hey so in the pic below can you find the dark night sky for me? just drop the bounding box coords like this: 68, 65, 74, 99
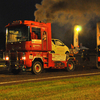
0, 0, 42, 50
0, 0, 100, 49
0, 0, 42, 32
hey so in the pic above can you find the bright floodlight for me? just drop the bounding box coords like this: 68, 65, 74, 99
76, 27, 80, 31
75, 25, 82, 32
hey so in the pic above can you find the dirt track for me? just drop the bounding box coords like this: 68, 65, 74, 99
0, 65, 100, 85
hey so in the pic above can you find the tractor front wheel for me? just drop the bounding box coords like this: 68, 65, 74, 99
66, 60, 75, 72
32, 61, 43, 75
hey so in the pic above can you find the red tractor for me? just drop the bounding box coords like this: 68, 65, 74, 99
3, 20, 75, 74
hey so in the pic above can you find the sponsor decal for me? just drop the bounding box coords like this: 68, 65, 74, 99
52, 54, 66, 61
33, 45, 40, 48
29, 54, 33, 59
35, 53, 41, 57
43, 53, 47, 57
32, 39, 42, 44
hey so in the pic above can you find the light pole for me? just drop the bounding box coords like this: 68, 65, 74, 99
73, 25, 82, 48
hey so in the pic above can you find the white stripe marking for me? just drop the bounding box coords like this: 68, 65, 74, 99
0, 72, 100, 85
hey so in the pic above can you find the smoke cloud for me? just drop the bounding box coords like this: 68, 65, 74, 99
34, 0, 100, 26
34, 0, 100, 48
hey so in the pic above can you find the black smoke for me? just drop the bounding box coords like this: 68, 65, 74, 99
34, 0, 100, 49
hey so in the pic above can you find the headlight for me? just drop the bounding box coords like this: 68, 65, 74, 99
5, 56, 9, 60
22, 52, 26, 60
22, 56, 26, 60
3, 52, 9, 61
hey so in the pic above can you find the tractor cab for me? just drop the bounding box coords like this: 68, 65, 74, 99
5, 20, 51, 51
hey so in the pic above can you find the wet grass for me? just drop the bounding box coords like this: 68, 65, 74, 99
0, 75, 100, 100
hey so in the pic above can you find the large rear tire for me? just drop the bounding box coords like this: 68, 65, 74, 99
32, 61, 43, 75
66, 60, 75, 72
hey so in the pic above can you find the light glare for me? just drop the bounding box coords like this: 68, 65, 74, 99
22, 57, 26, 60
5, 57, 9, 60
75, 26, 82, 32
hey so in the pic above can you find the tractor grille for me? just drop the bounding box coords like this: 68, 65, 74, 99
9, 51, 23, 65
9, 52, 18, 66
10, 52, 17, 61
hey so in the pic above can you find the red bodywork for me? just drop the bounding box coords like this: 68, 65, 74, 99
98, 57, 100, 62
6, 20, 52, 51
5, 20, 67, 70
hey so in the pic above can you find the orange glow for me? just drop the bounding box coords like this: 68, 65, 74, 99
98, 57, 100, 62
5, 56, 9, 60
75, 25, 82, 32
22, 56, 26, 60
76, 27, 80, 31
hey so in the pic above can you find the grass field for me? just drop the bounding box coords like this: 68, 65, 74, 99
0, 75, 100, 100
